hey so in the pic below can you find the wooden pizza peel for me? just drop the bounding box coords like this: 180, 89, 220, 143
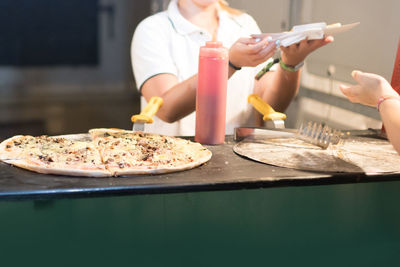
233, 128, 400, 174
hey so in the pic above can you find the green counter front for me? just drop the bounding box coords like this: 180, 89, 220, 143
1, 135, 400, 266
1, 183, 400, 266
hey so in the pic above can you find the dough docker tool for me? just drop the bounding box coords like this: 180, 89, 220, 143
131, 96, 163, 132
236, 94, 341, 149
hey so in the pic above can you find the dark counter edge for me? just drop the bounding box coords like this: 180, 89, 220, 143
1, 172, 400, 201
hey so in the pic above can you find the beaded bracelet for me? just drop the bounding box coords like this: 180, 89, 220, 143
377, 95, 400, 111
255, 58, 279, 80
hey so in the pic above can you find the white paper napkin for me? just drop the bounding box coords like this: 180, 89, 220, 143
265, 22, 360, 47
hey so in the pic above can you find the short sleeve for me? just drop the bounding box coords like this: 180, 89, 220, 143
131, 15, 178, 91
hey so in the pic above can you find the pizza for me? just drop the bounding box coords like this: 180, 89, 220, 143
0, 128, 212, 177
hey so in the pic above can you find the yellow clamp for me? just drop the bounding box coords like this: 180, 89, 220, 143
131, 96, 163, 124
248, 94, 287, 121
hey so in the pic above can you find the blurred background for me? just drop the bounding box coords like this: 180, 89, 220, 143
0, 0, 398, 139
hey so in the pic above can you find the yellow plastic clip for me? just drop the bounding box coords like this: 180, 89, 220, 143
131, 96, 163, 124
248, 94, 287, 121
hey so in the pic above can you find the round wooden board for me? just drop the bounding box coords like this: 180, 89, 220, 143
233, 136, 400, 174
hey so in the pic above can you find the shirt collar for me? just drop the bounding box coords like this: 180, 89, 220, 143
167, 0, 233, 36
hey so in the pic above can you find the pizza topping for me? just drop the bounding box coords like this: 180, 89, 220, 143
118, 163, 125, 169
37, 154, 54, 164
53, 138, 65, 144
142, 153, 152, 161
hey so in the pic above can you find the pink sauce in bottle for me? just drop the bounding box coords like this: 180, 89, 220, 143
195, 41, 229, 145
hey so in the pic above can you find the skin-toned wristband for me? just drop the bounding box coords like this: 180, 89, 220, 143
377, 95, 400, 111
279, 58, 304, 72
229, 61, 241, 71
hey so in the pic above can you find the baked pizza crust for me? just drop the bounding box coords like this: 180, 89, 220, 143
89, 128, 130, 137
3, 159, 110, 177
0, 129, 212, 177
0, 135, 27, 160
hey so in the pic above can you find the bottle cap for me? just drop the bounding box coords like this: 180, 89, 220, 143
200, 41, 228, 59
205, 41, 222, 48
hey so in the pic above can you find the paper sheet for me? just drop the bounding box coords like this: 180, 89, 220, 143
262, 22, 360, 47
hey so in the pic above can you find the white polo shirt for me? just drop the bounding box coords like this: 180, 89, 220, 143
131, 0, 266, 136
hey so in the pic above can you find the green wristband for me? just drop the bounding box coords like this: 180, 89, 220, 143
279, 59, 304, 72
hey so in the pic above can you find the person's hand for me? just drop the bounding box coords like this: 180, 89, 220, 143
280, 36, 333, 66
229, 36, 276, 68
339, 71, 397, 107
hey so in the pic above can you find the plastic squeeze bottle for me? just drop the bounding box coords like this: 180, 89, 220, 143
195, 41, 229, 145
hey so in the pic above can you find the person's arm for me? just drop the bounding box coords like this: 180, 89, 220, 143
380, 98, 400, 155
253, 62, 301, 112
132, 17, 198, 123
141, 74, 197, 123
252, 37, 334, 112
339, 71, 400, 154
